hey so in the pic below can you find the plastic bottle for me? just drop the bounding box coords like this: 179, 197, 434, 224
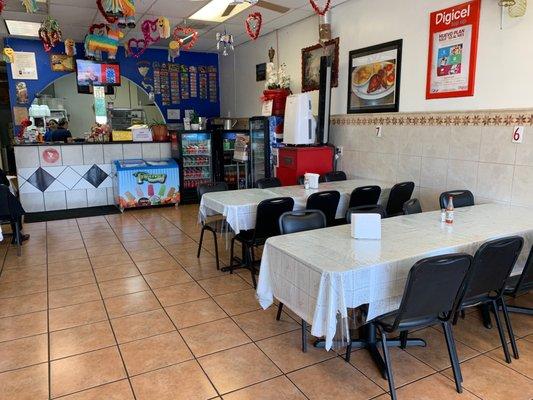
445, 196, 454, 224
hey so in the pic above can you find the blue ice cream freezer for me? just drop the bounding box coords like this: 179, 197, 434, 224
112, 159, 180, 211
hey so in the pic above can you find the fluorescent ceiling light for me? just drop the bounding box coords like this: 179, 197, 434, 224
190, 0, 252, 23
5, 20, 41, 37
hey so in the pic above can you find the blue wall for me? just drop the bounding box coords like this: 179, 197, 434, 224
6, 38, 220, 128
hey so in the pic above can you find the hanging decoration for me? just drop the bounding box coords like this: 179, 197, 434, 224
84, 24, 124, 60
38, 16, 62, 52
126, 16, 170, 58
245, 12, 262, 40
2, 47, 14, 63
96, 0, 118, 24
168, 41, 181, 62
0, 0, 5, 14
309, 0, 331, 16
216, 29, 234, 56
167, 25, 199, 60
64, 39, 76, 57
500, 0, 527, 17
97, 0, 136, 28
21, 0, 38, 13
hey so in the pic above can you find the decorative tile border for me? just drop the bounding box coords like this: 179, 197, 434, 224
331, 109, 533, 127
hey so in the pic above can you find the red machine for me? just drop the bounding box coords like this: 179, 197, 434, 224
276, 146, 334, 186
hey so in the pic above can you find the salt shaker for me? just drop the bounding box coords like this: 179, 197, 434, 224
440, 209, 446, 222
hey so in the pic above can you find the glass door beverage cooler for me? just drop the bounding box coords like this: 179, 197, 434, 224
248, 116, 283, 187
213, 130, 249, 190
170, 131, 213, 203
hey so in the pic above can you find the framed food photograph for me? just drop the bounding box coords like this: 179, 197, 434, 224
50, 54, 75, 72
301, 37, 339, 92
426, 0, 481, 99
347, 39, 402, 114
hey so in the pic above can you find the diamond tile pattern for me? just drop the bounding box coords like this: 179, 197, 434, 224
83, 164, 109, 188
26, 167, 55, 192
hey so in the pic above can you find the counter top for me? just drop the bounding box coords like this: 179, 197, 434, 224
14, 141, 170, 146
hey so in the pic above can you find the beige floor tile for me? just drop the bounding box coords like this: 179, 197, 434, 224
128, 248, 169, 263
48, 258, 93, 276
0, 363, 48, 400
50, 321, 116, 360
198, 274, 251, 296
90, 253, 134, 269
0, 334, 48, 372
153, 282, 209, 307
288, 357, 384, 400
213, 289, 262, 316
122, 239, 162, 252
58, 379, 135, 400
0, 310, 47, 342
450, 314, 506, 352
3, 254, 47, 268
0, 267, 47, 284
49, 284, 101, 309
184, 263, 228, 280
486, 338, 533, 378
0, 278, 47, 299
48, 248, 88, 263
0, 292, 47, 318
131, 360, 217, 400
104, 291, 161, 319
233, 308, 300, 341
48, 270, 96, 291
48, 239, 85, 252
174, 253, 219, 269
120, 331, 193, 376
93, 263, 141, 282
256, 330, 336, 373
166, 298, 227, 329
49, 300, 107, 331
135, 255, 180, 274
180, 318, 251, 357
98, 276, 150, 298
111, 309, 175, 344
85, 243, 125, 258
143, 268, 193, 289
222, 376, 306, 400
442, 355, 533, 400
199, 343, 282, 394
51, 347, 127, 398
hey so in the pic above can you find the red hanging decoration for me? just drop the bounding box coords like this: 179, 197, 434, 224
245, 12, 262, 40
0, 0, 5, 14
309, 0, 331, 16
172, 26, 198, 51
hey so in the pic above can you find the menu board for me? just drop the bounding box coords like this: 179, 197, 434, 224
153, 62, 161, 95
199, 66, 208, 100
189, 66, 198, 98
180, 65, 190, 100
160, 63, 170, 105
169, 64, 180, 104
208, 66, 218, 103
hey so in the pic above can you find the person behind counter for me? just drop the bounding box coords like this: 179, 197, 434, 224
49, 118, 72, 143
43, 119, 58, 142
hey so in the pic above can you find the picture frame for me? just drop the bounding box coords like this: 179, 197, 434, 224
347, 39, 403, 114
256, 63, 266, 82
301, 37, 339, 92
50, 54, 75, 72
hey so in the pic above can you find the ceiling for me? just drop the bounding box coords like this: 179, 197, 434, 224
0, 0, 348, 52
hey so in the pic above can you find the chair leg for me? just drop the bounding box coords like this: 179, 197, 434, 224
229, 237, 236, 274
14, 221, 21, 257
491, 300, 512, 364
481, 303, 492, 329
500, 298, 519, 360
301, 320, 308, 353
211, 230, 220, 270
399, 331, 408, 349
276, 303, 284, 321
442, 321, 463, 393
379, 329, 397, 400
248, 246, 257, 288
197, 226, 205, 258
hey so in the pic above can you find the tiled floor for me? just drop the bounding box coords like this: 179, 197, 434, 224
0, 204, 532, 399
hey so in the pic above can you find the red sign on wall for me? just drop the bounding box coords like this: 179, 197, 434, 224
426, 0, 481, 99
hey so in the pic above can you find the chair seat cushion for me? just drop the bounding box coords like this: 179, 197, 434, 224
235, 230, 267, 246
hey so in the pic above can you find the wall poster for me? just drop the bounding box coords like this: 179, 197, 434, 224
426, 0, 481, 99
12, 52, 38, 80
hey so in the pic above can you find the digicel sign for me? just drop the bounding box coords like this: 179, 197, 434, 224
435, 4, 471, 26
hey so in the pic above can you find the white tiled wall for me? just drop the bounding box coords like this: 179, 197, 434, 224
331, 124, 528, 211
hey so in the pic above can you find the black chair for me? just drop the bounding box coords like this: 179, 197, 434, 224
276, 209, 326, 352
306, 190, 340, 227
297, 175, 325, 185
457, 236, 524, 363
345, 205, 387, 223
347, 254, 473, 399
403, 198, 422, 215
229, 197, 294, 287
439, 190, 474, 209
505, 245, 533, 316
0, 184, 26, 256
323, 171, 347, 182
256, 177, 282, 189
385, 181, 415, 217
349, 185, 381, 208
197, 182, 229, 270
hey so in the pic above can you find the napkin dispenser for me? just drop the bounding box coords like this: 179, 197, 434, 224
351, 213, 382, 240
304, 173, 320, 189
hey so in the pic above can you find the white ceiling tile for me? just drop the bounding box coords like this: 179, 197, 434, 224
49, 4, 97, 26
147, 0, 208, 18
50, 0, 97, 7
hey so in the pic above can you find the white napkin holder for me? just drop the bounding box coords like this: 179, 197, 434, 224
351, 213, 381, 240
305, 173, 320, 189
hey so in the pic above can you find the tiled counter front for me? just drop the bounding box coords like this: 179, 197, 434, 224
14, 143, 172, 212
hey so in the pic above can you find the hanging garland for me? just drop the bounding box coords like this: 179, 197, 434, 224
309, 0, 331, 16
38, 16, 62, 52
173, 26, 198, 51
126, 17, 170, 58
245, 12, 262, 40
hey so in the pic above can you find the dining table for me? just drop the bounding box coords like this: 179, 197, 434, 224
199, 178, 395, 234
256, 203, 533, 351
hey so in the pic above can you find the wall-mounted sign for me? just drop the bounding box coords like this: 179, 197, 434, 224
426, 0, 481, 99
93, 86, 107, 124
256, 63, 266, 82
11, 52, 38, 80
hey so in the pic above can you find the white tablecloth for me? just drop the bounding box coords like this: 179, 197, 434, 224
199, 179, 393, 234
256, 204, 533, 350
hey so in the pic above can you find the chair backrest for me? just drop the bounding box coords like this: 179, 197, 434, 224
390, 253, 473, 331
439, 190, 474, 209
306, 190, 341, 227
197, 182, 228, 199
0, 168, 9, 187
323, 171, 347, 182
298, 175, 326, 185
512, 245, 533, 295
349, 185, 381, 208
386, 181, 415, 217
279, 210, 326, 235
463, 236, 524, 305
403, 198, 422, 215
346, 205, 387, 223
254, 197, 295, 239
256, 177, 282, 189
0, 184, 25, 220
